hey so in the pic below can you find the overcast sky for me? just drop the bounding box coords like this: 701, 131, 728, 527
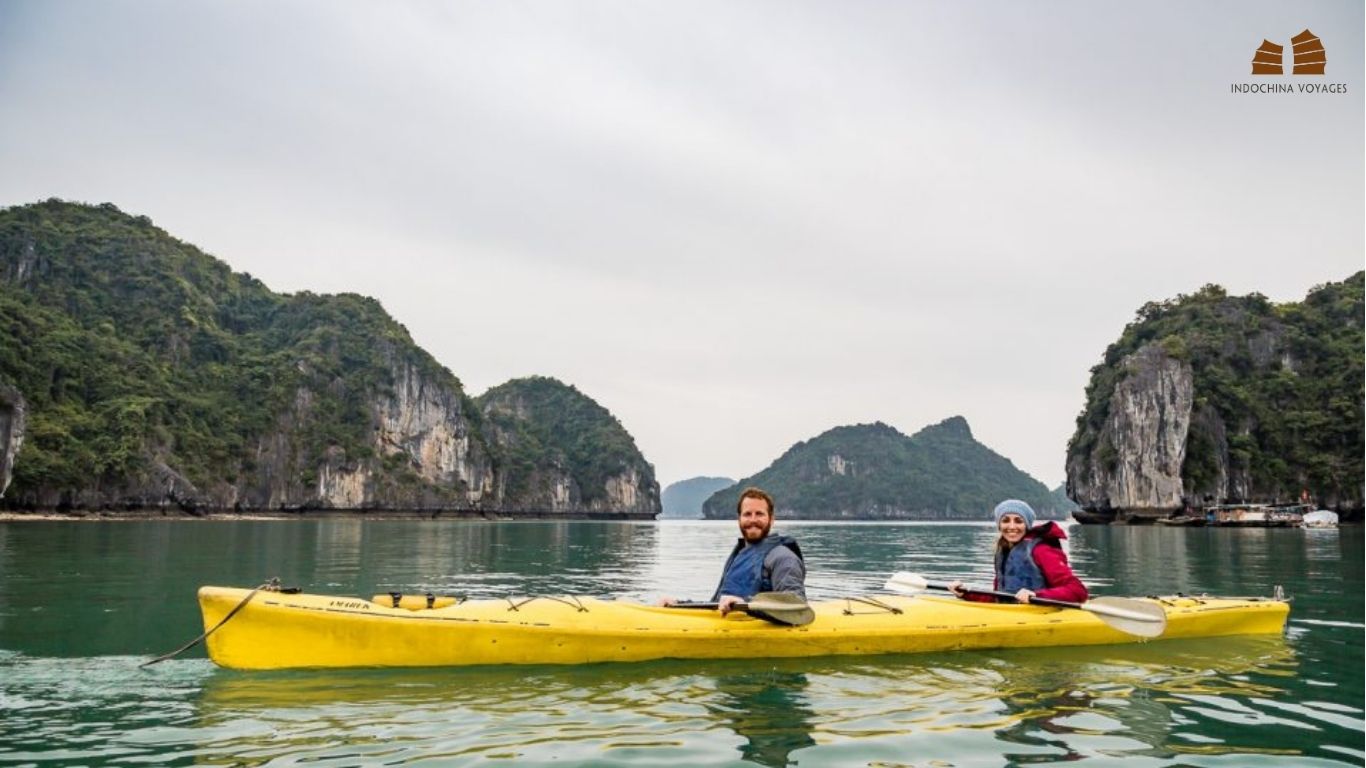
1, 1, 1361, 490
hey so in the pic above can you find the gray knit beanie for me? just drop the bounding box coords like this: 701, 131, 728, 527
992, 499, 1036, 529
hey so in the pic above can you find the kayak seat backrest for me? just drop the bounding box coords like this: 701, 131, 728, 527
371, 593, 461, 611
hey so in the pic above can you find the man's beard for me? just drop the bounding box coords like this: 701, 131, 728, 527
742, 520, 771, 542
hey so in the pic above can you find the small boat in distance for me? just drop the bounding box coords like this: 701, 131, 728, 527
1071, 509, 1114, 525
1302, 509, 1340, 529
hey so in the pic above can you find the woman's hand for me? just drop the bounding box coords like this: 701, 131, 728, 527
1014, 588, 1036, 604
948, 581, 966, 598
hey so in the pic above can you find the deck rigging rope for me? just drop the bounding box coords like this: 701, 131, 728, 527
504, 595, 590, 612
841, 596, 904, 615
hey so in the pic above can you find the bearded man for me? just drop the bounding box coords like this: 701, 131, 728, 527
710, 487, 806, 615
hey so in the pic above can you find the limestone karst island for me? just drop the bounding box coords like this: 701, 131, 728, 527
1, 200, 1362, 524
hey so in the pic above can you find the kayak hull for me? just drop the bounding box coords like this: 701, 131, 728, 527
198, 587, 1289, 670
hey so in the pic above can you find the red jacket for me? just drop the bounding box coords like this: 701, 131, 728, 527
966, 521, 1089, 603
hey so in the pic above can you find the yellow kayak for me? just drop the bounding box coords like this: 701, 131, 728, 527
197, 586, 1289, 670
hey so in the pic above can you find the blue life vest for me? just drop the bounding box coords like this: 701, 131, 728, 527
995, 537, 1046, 597
711, 535, 802, 601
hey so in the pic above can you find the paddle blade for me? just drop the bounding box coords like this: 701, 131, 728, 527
883, 572, 929, 594
744, 592, 815, 626
1084, 597, 1167, 638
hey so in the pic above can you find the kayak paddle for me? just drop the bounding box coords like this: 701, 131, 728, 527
883, 571, 1167, 638
670, 592, 816, 627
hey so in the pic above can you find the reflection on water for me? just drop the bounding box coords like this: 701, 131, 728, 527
185, 660, 823, 768
0, 521, 1361, 767
0, 628, 1353, 767
1072, 525, 1364, 603
707, 670, 817, 767
987, 637, 1302, 764
141, 636, 1312, 767
309, 518, 664, 598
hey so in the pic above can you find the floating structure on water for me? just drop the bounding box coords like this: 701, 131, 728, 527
1076, 502, 1347, 528
1155, 514, 1205, 527
1203, 503, 1312, 528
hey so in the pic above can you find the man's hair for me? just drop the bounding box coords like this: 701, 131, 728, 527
735, 487, 774, 515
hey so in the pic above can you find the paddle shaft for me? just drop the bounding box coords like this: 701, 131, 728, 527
671, 599, 795, 614
668, 593, 815, 626
920, 579, 1157, 622
921, 578, 1085, 609
881, 570, 1166, 638
672, 601, 751, 611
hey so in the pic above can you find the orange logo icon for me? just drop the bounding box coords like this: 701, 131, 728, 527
1251, 40, 1284, 75
1252, 29, 1326, 75
1291, 29, 1326, 74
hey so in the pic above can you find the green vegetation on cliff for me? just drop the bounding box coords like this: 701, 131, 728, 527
0, 200, 473, 504
1068, 273, 1364, 507
0, 200, 656, 513
701, 417, 1063, 520
476, 376, 657, 509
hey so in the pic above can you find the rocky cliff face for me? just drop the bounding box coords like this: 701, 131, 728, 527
374, 348, 490, 497
238, 345, 497, 511
477, 377, 660, 515
3, 348, 498, 513
0, 345, 658, 515
0, 383, 25, 498
1066, 277, 1364, 519
1066, 344, 1193, 515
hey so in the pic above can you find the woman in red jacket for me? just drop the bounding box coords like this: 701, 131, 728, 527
950, 499, 1088, 604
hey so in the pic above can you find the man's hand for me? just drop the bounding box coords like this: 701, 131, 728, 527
656, 597, 678, 607
1015, 588, 1036, 604
717, 594, 744, 616
948, 580, 965, 597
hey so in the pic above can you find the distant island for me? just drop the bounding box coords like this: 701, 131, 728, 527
0, 200, 660, 517
1066, 274, 1364, 523
661, 476, 735, 519
701, 417, 1074, 520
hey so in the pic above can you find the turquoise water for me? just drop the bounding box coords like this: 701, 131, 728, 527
0, 520, 1360, 766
